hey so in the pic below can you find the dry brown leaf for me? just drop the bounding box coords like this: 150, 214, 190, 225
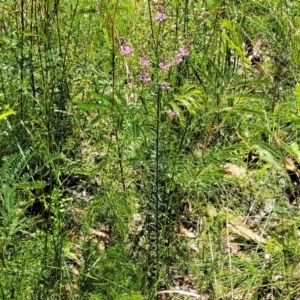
223, 163, 246, 177
69, 263, 79, 275
68, 232, 76, 243
129, 213, 144, 235
64, 284, 79, 294
227, 223, 266, 244
98, 241, 105, 253
157, 290, 204, 299
228, 242, 240, 254
69, 207, 86, 215
64, 284, 71, 294
102, 134, 116, 143
236, 251, 253, 263
175, 226, 196, 238
190, 244, 200, 253
89, 228, 110, 239
185, 200, 193, 213
182, 276, 190, 283
285, 157, 300, 180
292, 262, 300, 279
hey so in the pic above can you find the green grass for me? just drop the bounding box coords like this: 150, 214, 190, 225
0, 0, 300, 299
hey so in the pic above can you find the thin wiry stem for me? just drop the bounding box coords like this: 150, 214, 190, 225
147, 1, 161, 297
155, 87, 161, 293
111, 0, 126, 192
20, 0, 25, 118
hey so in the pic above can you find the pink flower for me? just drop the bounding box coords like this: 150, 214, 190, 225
138, 68, 151, 83
174, 56, 182, 65
159, 58, 171, 72
167, 108, 179, 118
174, 43, 190, 65
121, 44, 134, 55
161, 81, 170, 90
176, 47, 189, 57
140, 54, 151, 67
120, 37, 134, 55
155, 6, 167, 22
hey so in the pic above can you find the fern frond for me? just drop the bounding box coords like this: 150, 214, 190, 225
0, 149, 34, 186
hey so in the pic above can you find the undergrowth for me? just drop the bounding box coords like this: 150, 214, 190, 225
0, 0, 300, 299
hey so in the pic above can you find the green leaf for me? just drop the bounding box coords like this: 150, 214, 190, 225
230, 107, 265, 117
173, 84, 203, 115
225, 93, 270, 101
131, 120, 140, 138
44, 153, 65, 165
2, 184, 15, 213
16, 181, 46, 189
253, 144, 287, 179
220, 20, 250, 65
77, 102, 111, 111
78, 92, 117, 111
0, 106, 15, 120
279, 141, 300, 164
295, 83, 300, 111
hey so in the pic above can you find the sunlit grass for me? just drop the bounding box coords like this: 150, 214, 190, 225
0, 0, 300, 299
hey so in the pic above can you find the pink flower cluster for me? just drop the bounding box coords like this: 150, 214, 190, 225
155, 6, 167, 22
138, 53, 152, 83
138, 67, 151, 83
158, 43, 191, 70
167, 108, 179, 118
161, 81, 170, 90
120, 5, 191, 102
174, 44, 190, 65
157, 42, 191, 91
120, 37, 134, 55
140, 53, 152, 67
158, 58, 171, 72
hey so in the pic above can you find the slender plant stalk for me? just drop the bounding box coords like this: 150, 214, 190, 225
20, 0, 25, 118
0, 279, 5, 300
155, 87, 161, 295
110, 0, 126, 192
29, 0, 36, 103
146, 1, 162, 297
